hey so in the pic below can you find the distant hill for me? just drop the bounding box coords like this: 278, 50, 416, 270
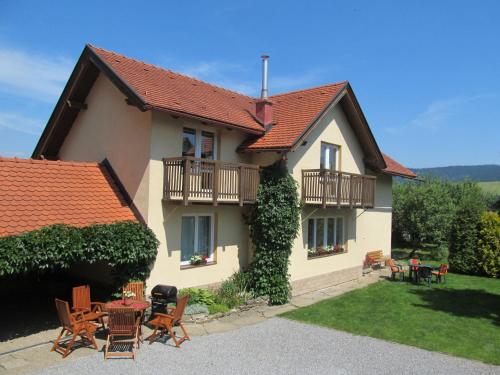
411, 165, 500, 182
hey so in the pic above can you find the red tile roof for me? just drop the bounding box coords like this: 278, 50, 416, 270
0, 157, 137, 237
242, 82, 347, 150
382, 154, 417, 178
89, 46, 264, 134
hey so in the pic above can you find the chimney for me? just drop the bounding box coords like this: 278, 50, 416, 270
256, 54, 273, 130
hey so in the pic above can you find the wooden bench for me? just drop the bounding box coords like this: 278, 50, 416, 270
366, 250, 384, 268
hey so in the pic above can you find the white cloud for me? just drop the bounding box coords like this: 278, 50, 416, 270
384, 95, 487, 134
0, 111, 44, 135
172, 60, 328, 97
0, 47, 73, 102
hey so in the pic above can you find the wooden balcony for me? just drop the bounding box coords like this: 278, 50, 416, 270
163, 157, 260, 205
302, 169, 376, 208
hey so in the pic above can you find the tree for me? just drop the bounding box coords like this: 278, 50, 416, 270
477, 212, 500, 278
448, 182, 485, 274
392, 178, 455, 252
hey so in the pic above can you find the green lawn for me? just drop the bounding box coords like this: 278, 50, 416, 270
282, 273, 500, 364
478, 181, 500, 195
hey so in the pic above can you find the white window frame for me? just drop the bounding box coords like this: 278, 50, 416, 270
320, 142, 340, 170
183, 127, 218, 160
180, 213, 215, 265
307, 216, 345, 249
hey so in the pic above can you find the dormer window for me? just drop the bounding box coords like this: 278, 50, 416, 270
320, 142, 339, 170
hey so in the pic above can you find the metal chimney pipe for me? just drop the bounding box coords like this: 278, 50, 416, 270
260, 55, 269, 99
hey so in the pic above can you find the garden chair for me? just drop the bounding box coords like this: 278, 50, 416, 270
417, 266, 433, 286
72, 285, 106, 329
387, 259, 405, 281
432, 264, 449, 283
51, 299, 98, 358
123, 281, 145, 301
105, 307, 141, 360
147, 295, 190, 347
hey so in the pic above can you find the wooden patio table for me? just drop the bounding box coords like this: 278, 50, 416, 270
105, 300, 151, 342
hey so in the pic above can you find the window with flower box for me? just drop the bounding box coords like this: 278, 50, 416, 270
307, 217, 346, 257
180, 214, 215, 265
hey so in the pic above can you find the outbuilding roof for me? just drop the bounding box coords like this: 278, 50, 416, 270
0, 157, 137, 237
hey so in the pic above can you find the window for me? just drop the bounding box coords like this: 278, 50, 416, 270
180, 215, 214, 264
182, 127, 217, 160
182, 128, 196, 157
320, 142, 339, 170
307, 217, 345, 249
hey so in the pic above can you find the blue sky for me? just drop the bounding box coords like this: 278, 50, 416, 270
0, 0, 498, 167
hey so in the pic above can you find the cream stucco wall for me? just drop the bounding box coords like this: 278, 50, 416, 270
145, 111, 252, 290
250, 105, 393, 286
58, 74, 152, 219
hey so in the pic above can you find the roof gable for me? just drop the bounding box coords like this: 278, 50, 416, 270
0, 157, 137, 237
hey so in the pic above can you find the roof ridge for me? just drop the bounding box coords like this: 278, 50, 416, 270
88, 44, 256, 101
0, 156, 100, 167
270, 81, 348, 99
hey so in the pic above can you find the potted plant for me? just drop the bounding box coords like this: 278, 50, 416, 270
123, 290, 136, 306
190, 255, 209, 265
334, 245, 344, 253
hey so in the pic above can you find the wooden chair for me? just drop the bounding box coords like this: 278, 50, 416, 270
51, 299, 98, 358
72, 285, 106, 329
105, 308, 141, 360
432, 264, 449, 283
147, 295, 190, 347
123, 282, 145, 301
387, 259, 405, 281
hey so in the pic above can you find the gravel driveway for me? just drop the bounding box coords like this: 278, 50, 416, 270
31, 318, 499, 375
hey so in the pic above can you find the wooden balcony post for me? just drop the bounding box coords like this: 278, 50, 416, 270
213, 162, 219, 206
349, 174, 353, 208
322, 171, 327, 209
183, 158, 191, 206
360, 176, 365, 208
163, 159, 170, 200
238, 165, 244, 206
336, 172, 342, 207
301, 170, 305, 204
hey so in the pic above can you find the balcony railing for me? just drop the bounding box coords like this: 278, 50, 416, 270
163, 157, 260, 205
302, 169, 376, 208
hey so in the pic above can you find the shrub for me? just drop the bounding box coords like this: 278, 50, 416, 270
449, 185, 485, 274
178, 288, 215, 306
184, 303, 209, 315
0, 221, 159, 291
208, 303, 230, 315
246, 160, 300, 305
477, 212, 500, 278
214, 271, 252, 308
430, 244, 449, 261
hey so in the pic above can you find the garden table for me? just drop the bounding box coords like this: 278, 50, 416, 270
105, 300, 151, 342
407, 264, 439, 283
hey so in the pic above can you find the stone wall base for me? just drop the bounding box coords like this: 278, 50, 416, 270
290, 265, 363, 296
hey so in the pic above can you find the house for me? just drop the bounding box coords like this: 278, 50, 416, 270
10, 45, 416, 294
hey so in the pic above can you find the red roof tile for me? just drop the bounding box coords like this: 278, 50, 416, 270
0, 157, 137, 237
242, 82, 347, 150
382, 154, 417, 178
89, 46, 264, 134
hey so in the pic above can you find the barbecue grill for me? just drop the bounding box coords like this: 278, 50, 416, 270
150, 284, 178, 315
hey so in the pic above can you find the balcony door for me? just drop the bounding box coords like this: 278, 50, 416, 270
320, 142, 339, 171
182, 128, 217, 192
